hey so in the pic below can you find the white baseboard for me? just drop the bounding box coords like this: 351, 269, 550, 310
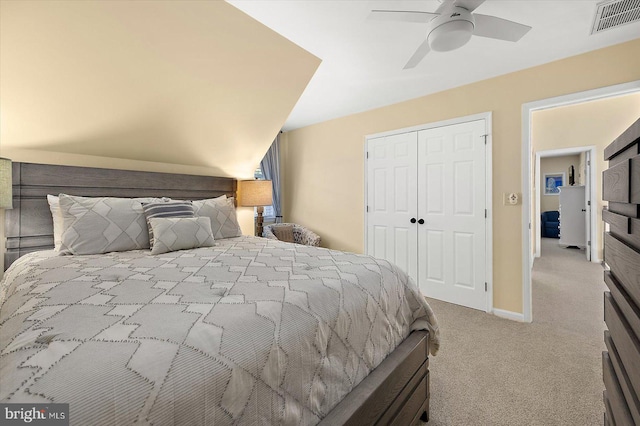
493, 308, 525, 322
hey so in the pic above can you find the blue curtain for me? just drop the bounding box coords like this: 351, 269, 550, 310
260, 134, 282, 220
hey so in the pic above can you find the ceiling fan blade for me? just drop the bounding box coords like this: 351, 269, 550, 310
369, 10, 439, 23
473, 13, 532, 42
404, 39, 431, 69
435, 0, 484, 14
452, 0, 485, 13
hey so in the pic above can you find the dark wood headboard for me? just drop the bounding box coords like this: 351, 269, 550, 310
4, 162, 237, 270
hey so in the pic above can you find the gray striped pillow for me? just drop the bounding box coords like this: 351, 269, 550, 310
142, 201, 195, 247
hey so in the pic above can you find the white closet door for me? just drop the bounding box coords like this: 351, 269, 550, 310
417, 120, 487, 310
366, 132, 418, 283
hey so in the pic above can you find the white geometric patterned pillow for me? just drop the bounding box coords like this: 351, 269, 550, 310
47, 194, 63, 251
58, 194, 161, 255
148, 217, 215, 254
192, 196, 242, 239
142, 201, 194, 247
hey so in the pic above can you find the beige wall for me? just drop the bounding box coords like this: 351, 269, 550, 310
539, 155, 580, 212
0, 0, 319, 176
532, 92, 640, 260
282, 39, 640, 315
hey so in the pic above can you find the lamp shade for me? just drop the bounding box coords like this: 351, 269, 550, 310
0, 157, 12, 209
238, 180, 272, 207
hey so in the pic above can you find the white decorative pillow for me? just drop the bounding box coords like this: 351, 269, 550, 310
58, 194, 161, 255
141, 200, 194, 247
47, 195, 63, 251
148, 216, 215, 255
192, 196, 242, 239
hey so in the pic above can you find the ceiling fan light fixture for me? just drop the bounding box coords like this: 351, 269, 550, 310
370, 2, 531, 69
428, 20, 474, 52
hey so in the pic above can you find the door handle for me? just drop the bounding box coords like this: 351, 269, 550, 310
418, 219, 425, 225
410, 218, 417, 223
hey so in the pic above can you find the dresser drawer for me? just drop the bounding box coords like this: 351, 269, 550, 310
604, 233, 640, 309
605, 330, 640, 425
608, 202, 640, 218
604, 118, 640, 161
603, 155, 640, 204
605, 272, 640, 343
604, 118, 640, 162
608, 140, 640, 167
603, 351, 634, 426
603, 393, 618, 426
603, 391, 614, 426
604, 292, 640, 399
603, 210, 640, 248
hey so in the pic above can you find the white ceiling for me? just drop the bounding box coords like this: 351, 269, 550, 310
228, 0, 640, 131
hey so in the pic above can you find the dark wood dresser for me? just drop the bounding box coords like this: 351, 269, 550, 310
602, 116, 640, 425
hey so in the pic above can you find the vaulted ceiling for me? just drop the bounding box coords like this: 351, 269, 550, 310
0, 0, 320, 177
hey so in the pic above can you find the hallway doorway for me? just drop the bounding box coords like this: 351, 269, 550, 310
535, 148, 596, 262
521, 79, 640, 322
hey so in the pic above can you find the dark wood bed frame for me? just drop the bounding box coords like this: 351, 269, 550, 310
4, 161, 430, 425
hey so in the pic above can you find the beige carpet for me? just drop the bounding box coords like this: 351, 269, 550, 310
424, 238, 606, 425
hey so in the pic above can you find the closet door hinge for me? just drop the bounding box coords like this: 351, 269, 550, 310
482, 134, 488, 145
366, 205, 369, 213
588, 240, 591, 246
485, 282, 488, 292
485, 209, 487, 218
366, 152, 369, 159
587, 200, 591, 206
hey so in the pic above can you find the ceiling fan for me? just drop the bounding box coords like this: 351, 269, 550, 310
369, 0, 532, 69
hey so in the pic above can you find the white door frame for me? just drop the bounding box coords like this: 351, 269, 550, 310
364, 111, 493, 313
534, 146, 597, 260
521, 80, 640, 323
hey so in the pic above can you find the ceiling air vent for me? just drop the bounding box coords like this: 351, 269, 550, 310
591, 0, 640, 34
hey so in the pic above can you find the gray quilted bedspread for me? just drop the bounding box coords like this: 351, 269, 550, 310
0, 236, 439, 425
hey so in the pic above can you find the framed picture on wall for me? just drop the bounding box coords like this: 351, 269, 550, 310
544, 172, 565, 195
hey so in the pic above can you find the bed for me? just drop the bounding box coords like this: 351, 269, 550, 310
1, 162, 439, 425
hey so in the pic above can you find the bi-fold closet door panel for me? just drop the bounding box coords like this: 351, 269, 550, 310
367, 119, 487, 311
367, 131, 419, 283
417, 120, 487, 310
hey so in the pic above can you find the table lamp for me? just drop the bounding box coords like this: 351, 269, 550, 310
238, 180, 272, 237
